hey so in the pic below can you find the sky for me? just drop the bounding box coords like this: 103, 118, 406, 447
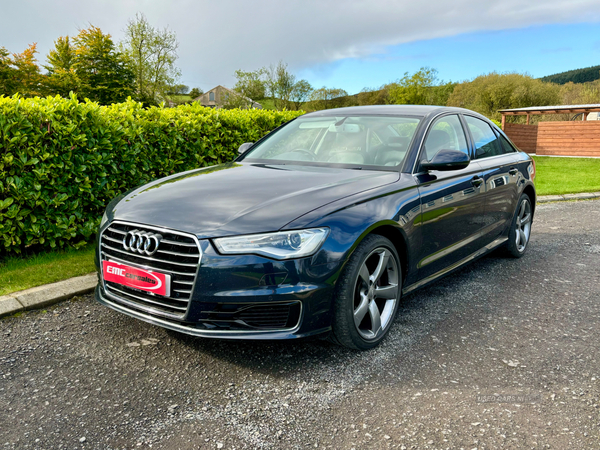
1, 0, 600, 95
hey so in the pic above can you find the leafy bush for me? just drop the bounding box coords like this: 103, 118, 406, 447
447, 73, 560, 122
0, 94, 302, 255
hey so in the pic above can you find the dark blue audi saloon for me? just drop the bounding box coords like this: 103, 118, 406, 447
95, 105, 536, 349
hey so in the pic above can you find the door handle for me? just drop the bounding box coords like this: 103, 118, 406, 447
471, 176, 484, 187
509, 168, 518, 176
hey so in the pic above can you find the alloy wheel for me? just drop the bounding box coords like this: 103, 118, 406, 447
515, 198, 532, 252
353, 247, 399, 340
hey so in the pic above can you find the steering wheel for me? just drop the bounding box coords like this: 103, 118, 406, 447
291, 149, 316, 161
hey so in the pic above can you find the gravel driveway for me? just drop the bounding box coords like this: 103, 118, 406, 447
1, 199, 599, 450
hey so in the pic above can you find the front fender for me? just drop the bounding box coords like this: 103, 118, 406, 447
288, 176, 422, 287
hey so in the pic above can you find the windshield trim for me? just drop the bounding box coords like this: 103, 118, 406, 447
240, 159, 403, 172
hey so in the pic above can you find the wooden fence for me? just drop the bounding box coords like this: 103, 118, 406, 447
505, 121, 600, 156
504, 123, 538, 153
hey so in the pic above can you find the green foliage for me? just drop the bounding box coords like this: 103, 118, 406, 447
121, 13, 181, 104
44, 36, 79, 97
0, 44, 43, 98
388, 67, 439, 105
308, 87, 351, 110
541, 65, 600, 85
232, 62, 312, 111
73, 26, 135, 105
358, 69, 455, 107
0, 94, 302, 255
560, 80, 600, 106
447, 72, 561, 121
189, 87, 202, 98
357, 84, 392, 105
290, 79, 313, 110
233, 68, 267, 102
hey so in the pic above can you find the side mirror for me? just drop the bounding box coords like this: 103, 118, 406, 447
421, 149, 470, 172
238, 142, 254, 155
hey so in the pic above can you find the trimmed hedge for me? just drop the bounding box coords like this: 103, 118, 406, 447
0, 94, 302, 255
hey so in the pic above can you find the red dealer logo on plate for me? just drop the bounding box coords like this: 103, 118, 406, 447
102, 261, 171, 297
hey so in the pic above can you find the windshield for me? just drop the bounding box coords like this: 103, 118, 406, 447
241, 115, 422, 168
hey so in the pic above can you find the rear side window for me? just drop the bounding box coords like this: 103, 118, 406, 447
422, 115, 469, 162
498, 134, 517, 154
464, 116, 503, 159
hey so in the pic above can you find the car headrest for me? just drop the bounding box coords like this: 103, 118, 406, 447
374, 149, 406, 166
387, 136, 409, 148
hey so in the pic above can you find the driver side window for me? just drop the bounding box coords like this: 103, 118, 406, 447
423, 115, 469, 162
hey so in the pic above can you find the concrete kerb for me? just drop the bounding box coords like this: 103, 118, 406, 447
537, 192, 600, 203
1, 192, 599, 319
0, 273, 97, 318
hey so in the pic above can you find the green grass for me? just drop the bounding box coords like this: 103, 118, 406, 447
257, 98, 277, 110
0, 245, 96, 296
165, 94, 193, 105
532, 156, 600, 196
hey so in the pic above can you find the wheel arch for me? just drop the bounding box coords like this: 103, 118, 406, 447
342, 221, 410, 288
522, 182, 536, 219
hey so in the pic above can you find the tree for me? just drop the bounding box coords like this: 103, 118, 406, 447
221, 91, 254, 109
72, 26, 135, 105
166, 83, 189, 95
232, 62, 314, 111
388, 67, 439, 105
309, 87, 349, 110
265, 61, 296, 110
357, 84, 392, 105
121, 13, 181, 104
0, 47, 12, 94
290, 79, 312, 110
233, 68, 267, 103
189, 87, 202, 98
0, 44, 43, 97
447, 72, 560, 121
44, 36, 79, 97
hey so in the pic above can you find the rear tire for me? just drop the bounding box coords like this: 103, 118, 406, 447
505, 193, 533, 258
330, 234, 402, 350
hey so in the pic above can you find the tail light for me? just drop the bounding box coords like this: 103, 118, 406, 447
528, 159, 536, 181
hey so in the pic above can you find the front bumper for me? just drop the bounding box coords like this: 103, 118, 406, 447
95, 284, 331, 340
96, 223, 341, 340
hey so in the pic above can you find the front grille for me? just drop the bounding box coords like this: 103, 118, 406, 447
100, 221, 201, 319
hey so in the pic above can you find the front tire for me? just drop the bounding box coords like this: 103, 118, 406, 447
330, 234, 402, 350
505, 193, 533, 258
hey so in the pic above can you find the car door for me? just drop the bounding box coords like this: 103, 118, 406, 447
414, 114, 487, 280
463, 115, 520, 241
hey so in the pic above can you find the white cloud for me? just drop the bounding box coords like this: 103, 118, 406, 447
1, 0, 599, 90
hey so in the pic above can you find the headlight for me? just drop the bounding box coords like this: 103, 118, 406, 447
213, 228, 329, 260
100, 210, 109, 229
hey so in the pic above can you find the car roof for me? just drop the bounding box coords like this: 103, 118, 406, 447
302, 105, 475, 118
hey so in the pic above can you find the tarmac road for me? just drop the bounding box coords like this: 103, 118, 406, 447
1, 199, 599, 450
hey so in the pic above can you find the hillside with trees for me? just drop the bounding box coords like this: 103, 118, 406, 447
541, 65, 600, 85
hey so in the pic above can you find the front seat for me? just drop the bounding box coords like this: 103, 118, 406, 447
373, 136, 409, 166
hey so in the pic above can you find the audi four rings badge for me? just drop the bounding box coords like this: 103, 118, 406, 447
123, 230, 163, 256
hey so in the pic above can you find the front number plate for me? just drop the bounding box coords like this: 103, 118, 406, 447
102, 261, 171, 297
